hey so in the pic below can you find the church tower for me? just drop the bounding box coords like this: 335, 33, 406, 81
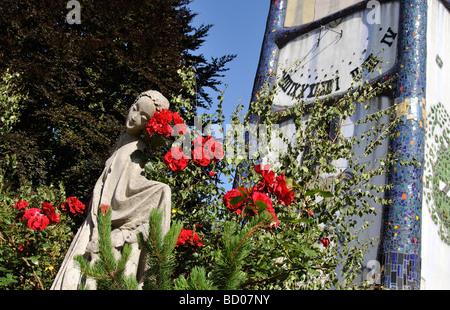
248, 0, 450, 289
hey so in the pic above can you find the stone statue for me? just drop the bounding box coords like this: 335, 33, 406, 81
51, 90, 172, 290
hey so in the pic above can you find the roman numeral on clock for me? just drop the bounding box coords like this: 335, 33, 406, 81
380, 27, 398, 47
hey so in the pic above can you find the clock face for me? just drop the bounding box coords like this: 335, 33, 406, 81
273, 1, 400, 107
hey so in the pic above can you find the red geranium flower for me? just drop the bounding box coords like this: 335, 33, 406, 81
192, 147, 211, 167
203, 136, 224, 162
146, 109, 173, 137
13, 200, 29, 211
321, 237, 330, 248
223, 187, 279, 227
57, 197, 86, 215
164, 147, 189, 173
190, 135, 224, 166
192, 135, 206, 149
22, 208, 50, 231
250, 190, 279, 227
254, 164, 276, 193
247, 191, 271, 216
146, 109, 187, 137
172, 112, 187, 135
41, 202, 60, 224
273, 174, 295, 206
176, 228, 204, 248
223, 187, 248, 215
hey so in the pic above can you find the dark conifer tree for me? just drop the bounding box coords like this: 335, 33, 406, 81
0, 0, 234, 199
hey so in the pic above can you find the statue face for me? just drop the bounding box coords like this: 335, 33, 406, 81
126, 97, 156, 135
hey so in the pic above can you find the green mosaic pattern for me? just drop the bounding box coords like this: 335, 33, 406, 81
425, 102, 450, 244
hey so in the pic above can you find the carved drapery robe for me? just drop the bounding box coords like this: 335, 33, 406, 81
51, 134, 171, 290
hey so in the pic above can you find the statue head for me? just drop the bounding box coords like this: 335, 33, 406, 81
126, 90, 170, 135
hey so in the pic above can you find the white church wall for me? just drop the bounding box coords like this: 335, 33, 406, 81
267, 1, 401, 285
265, 96, 392, 285
421, 0, 450, 290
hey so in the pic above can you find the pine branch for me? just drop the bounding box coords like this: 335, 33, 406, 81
139, 208, 182, 290
73, 206, 138, 290
174, 266, 217, 290
211, 212, 272, 290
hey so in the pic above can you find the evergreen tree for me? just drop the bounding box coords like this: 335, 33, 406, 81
138, 209, 183, 290
76, 207, 272, 290
0, 0, 234, 199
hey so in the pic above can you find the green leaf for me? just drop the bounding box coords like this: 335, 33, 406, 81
305, 189, 333, 198
305, 189, 320, 196
254, 201, 267, 212
230, 196, 243, 206
278, 217, 312, 224
318, 190, 333, 198
285, 177, 300, 189
149, 135, 168, 148
29, 256, 39, 265
237, 187, 247, 195
304, 249, 318, 257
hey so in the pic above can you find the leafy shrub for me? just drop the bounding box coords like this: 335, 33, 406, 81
0, 182, 84, 289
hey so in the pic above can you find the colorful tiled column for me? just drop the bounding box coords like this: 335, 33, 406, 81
380, 0, 427, 290
248, 0, 286, 125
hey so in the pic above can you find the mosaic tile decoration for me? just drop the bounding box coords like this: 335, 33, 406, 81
380, 0, 427, 290
381, 252, 421, 289
248, 0, 287, 125
247, 0, 428, 289
424, 102, 450, 244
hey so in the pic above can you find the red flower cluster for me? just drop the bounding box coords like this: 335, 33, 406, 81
223, 187, 248, 215
164, 147, 190, 173
146, 108, 187, 138
255, 164, 295, 206
23, 208, 50, 231
321, 237, 330, 248
222, 165, 296, 228
12, 197, 85, 231
57, 197, 86, 215
41, 201, 60, 223
223, 187, 279, 228
16, 201, 60, 231
176, 228, 204, 249
146, 108, 223, 174
13, 200, 28, 211
192, 135, 224, 167
162, 135, 224, 173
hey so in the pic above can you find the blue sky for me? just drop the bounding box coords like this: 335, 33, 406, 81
189, 0, 271, 122
187, 1, 271, 191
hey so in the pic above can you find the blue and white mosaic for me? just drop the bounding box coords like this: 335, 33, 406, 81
248, 0, 432, 289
